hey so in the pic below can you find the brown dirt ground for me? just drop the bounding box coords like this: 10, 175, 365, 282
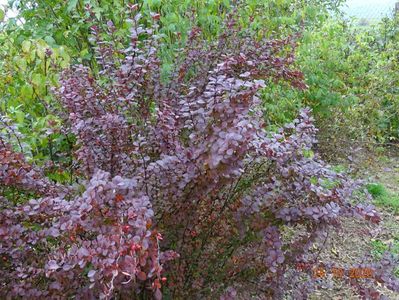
308, 154, 399, 300
232, 153, 399, 300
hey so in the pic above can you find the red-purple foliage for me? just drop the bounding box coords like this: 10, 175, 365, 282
1, 9, 398, 300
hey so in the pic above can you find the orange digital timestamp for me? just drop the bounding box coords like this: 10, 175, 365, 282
311, 266, 374, 279
348, 267, 374, 279
312, 266, 326, 278
331, 267, 345, 278
295, 263, 374, 279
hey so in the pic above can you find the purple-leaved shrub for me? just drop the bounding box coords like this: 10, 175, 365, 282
1, 6, 398, 300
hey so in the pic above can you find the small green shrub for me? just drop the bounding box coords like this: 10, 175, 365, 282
366, 183, 388, 198
369, 238, 399, 278
370, 240, 390, 258
367, 183, 399, 214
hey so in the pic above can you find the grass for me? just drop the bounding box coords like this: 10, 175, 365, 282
366, 183, 399, 214
369, 238, 399, 278
370, 239, 399, 258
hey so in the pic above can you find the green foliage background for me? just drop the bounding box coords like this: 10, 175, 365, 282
0, 0, 398, 168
